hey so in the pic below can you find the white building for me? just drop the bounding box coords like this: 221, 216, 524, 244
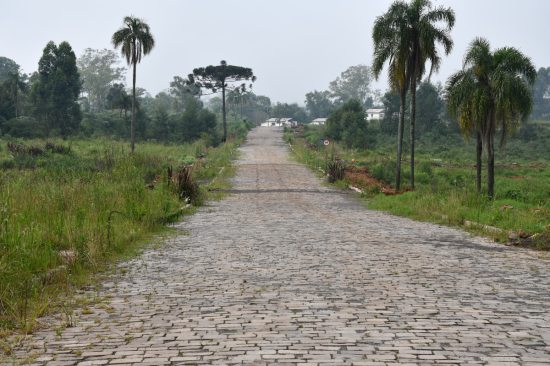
279, 118, 298, 127
310, 118, 327, 126
366, 108, 385, 121
261, 118, 282, 127
261, 117, 298, 127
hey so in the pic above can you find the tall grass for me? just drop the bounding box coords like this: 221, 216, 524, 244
286, 125, 550, 247
0, 136, 241, 331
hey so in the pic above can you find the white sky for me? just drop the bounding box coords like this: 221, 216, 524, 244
1, 0, 549, 104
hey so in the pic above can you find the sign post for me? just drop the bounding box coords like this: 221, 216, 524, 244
323, 139, 330, 170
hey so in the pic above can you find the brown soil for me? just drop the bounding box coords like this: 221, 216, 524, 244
344, 166, 402, 195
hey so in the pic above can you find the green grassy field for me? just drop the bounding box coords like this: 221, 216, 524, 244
286, 123, 550, 249
0, 136, 240, 333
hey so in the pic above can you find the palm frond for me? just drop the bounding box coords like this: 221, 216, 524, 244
112, 16, 155, 66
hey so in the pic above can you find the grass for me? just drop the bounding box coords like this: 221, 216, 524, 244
286, 123, 550, 249
0, 135, 242, 333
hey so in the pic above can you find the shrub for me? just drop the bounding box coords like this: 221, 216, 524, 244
2, 117, 46, 138
371, 160, 396, 185
172, 165, 201, 204
326, 159, 346, 183
416, 172, 431, 185
7, 142, 44, 157
45, 142, 71, 155
418, 161, 434, 176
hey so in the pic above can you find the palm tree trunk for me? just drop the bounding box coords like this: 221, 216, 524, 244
409, 78, 417, 189
222, 84, 227, 142
487, 140, 495, 199
396, 89, 406, 190
131, 60, 136, 154
487, 128, 495, 200
476, 130, 482, 193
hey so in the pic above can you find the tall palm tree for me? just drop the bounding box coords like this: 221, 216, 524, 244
446, 38, 535, 199
405, 0, 454, 188
112, 16, 155, 153
372, 1, 411, 190
446, 40, 491, 194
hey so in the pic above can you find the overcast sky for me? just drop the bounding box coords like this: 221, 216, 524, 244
1, 0, 549, 105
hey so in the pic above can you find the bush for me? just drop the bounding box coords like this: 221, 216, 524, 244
3, 117, 46, 138
326, 159, 346, 183
171, 165, 201, 205
371, 160, 397, 185
45, 142, 71, 155
502, 188, 523, 201
418, 161, 434, 177
416, 171, 431, 185
7, 142, 44, 156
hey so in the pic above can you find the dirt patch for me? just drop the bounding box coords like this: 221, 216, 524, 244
344, 166, 402, 195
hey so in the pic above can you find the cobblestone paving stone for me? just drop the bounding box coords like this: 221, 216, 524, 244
5, 127, 550, 365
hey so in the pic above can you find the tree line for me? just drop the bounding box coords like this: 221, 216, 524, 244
0, 16, 264, 149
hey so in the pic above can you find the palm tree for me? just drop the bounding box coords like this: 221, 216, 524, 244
112, 16, 155, 153
446, 38, 535, 199
372, 1, 411, 190
446, 40, 490, 194
405, 0, 454, 188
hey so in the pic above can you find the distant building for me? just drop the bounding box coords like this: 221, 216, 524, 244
260, 118, 298, 127
260, 117, 297, 127
261, 118, 282, 127
279, 118, 298, 127
366, 108, 385, 121
310, 118, 327, 126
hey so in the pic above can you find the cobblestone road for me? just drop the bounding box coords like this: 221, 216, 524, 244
7, 127, 550, 365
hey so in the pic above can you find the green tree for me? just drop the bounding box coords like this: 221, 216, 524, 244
372, 1, 412, 190
180, 98, 217, 142
0, 71, 28, 125
271, 102, 308, 123
2, 116, 45, 138
106, 83, 132, 118
189, 60, 256, 141
305, 90, 335, 119
329, 64, 373, 106
415, 82, 445, 136
0, 56, 20, 83
404, 0, 455, 188
170, 75, 200, 113
149, 107, 174, 142
532, 67, 550, 120
245, 93, 271, 125
112, 16, 155, 153
135, 106, 149, 140
77, 48, 126, 111
206, 96, 223, 114
0, 58, 32, 128
380, 91, 402, 136
326, 100, 368, 149
31, 41, 81, 137
227, 86, 249, 120
446, 37, 536, 199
